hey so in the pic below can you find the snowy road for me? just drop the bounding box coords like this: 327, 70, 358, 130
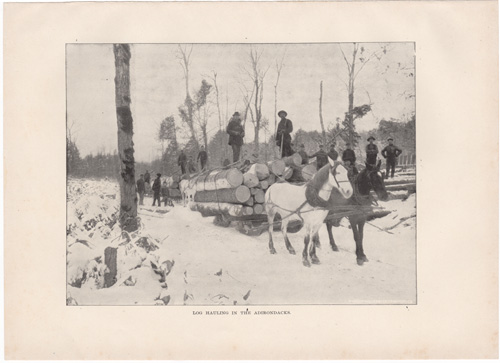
67, 179, 416, 306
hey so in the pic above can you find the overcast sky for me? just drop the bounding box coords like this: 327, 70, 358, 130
67, 43, 414, 162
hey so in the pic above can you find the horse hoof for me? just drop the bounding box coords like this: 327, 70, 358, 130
288, 248, 296, 255
311, 257, 321, 265
331, 245, 339, 252
270, 248, 277, 255
357, 259, 364, 266
303, 260, 311, 268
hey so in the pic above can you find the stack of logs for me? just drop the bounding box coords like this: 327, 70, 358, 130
189, 153, 318, 218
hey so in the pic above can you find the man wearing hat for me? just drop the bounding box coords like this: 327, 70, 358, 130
381, 137, 403, 178
328, 142, 339, 161
152, 173, 162, 207
226, 112, 245, 162
197, 145, 208, 171
342, 142, 358, 177
309, 144, 329, 170
365, 136, 379, 165
276, 110, 294, 158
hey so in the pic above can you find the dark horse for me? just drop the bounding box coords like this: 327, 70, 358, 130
324, 160, 388, 266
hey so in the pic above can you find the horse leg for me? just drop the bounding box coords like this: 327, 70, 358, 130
267, 210, 277, 254
313, 232, 321, 248
326, 220, 339, 252
310, 231, 321, 265
302, 233, 311, 267
350, 217, 368, 265
356, 218, 368, 264
281, 219, 296, 255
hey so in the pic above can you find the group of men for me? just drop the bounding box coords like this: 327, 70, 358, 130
177, 146, 208, 175
136, 171, 173, 207
366, 136, 403, 178
136, 110, 403, 207
225, 109, 295, 163
227, 108, 403, 178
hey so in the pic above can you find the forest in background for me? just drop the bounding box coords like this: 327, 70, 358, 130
67, 114, 415, 179
67, 43, 415, 179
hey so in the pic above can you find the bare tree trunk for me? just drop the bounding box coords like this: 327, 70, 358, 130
113, 44, 138, 232
273, 52, 285, 137
211, 71, 225, 161
178, 45, 199, 149
211, 72, 223, 133
319, 80, 327, 145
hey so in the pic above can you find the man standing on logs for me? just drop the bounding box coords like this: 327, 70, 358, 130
178, 149, 187, 175
226, 112, 245, 163
366, 136, 379, 165
197, 145, 208, 171
276, 110, 293, 158
328, 142, 339, 161
136, 174, 145, 206
152, 173, 162, 206
342, 142, 358, 177
381, 137, 402, 179
309, 144, 329, 170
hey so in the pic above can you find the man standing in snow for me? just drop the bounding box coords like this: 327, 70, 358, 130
197, 145, 208, 171
178, 149, 187, 175
276, 110, 293, 158
136, 174, 145, 206
226, 112, 245, 162
161, 180, 171, 207
152, 173, 162, 206
381, 137, 403, 179
144, 170, 151, 194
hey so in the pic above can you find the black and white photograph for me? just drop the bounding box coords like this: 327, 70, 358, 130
66, 42, 416, 306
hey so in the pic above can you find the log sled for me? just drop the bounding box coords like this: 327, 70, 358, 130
181, 155, 389, 235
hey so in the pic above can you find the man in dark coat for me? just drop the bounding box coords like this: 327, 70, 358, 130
226, 112, 245, 162
152, 173, 162, 206
309, 144, 329, 170
276, 110, 294, 158
342, 142, 358, 179
136, 174, 145, 205
144, 170, 151, 194
381, 137, 403, 179
366, 136, 379, 165
298, 144, 309, 165
178, 149, 187, 174
328, 142, 339, 161
197, 145, 208, 171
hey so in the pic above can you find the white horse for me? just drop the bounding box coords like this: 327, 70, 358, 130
179, 179, 196, 207
264, 158, 353, 267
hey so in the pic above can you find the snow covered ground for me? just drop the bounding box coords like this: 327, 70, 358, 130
67, 178, 416, 306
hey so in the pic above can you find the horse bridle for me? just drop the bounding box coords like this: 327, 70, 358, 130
331, 163, 351, 191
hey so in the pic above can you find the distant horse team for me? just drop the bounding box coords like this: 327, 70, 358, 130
264, 158, 388, 267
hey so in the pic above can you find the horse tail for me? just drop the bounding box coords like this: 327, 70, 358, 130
264, 184, 274, 212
